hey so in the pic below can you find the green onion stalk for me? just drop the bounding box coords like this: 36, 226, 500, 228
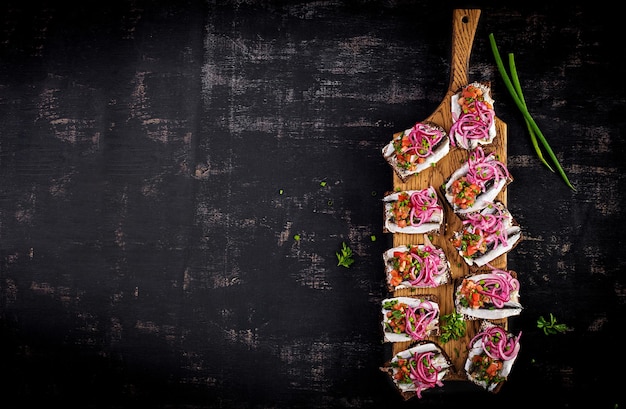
489, 33, 575, 191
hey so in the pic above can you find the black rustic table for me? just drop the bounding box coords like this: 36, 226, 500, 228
1, 1, 624, 408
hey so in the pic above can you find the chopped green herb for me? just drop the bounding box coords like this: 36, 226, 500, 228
294, 234, 301, 241
279, 189, 284, 195
370, 235, 376, 242
439, 312, 466, 344
320, 181, 327, 187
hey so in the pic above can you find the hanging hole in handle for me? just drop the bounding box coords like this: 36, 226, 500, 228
462, 16, 469, 24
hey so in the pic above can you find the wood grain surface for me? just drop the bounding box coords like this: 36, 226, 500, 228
1, 2, 625, 408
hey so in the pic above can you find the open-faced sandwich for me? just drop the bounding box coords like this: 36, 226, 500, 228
441, 146, 511, 215
383, 186, 443, 234
455, 265, 522, 320
465, 321, 521, 393
381, 341, 454, 400
383, 234, 451, 290
381, 296, 440, 343
450, 201, 522, 267
450, 82, 496, 150
382, 121, 450, 182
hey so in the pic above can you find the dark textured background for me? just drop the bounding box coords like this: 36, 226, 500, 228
1, 1, 624, 408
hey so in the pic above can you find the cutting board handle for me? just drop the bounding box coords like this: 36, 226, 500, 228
448, 9, 481, 93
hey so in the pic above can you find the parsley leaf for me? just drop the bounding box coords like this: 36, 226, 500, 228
336, 242, 354, 268
537, 313, 569, 335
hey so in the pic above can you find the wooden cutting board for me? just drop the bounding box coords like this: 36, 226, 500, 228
388, 9, 509, 381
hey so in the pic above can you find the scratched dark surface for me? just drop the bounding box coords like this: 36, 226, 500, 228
1, 1, 624, 408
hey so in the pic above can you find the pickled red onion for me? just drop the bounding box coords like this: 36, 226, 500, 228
465, 147, 509, 192
408, 245, 446, 287
408, 351, 444, 398
404, 123, 445, 158
450, 100, 495, 148
408, 187, 441, 227
404, 300, 438, 340
462, 204, 510, 248
469, 325, 521, 361
467, 268, 519, 308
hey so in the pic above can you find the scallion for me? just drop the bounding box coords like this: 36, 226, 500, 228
489, 33, 575, 191
508, 53, 554, 172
